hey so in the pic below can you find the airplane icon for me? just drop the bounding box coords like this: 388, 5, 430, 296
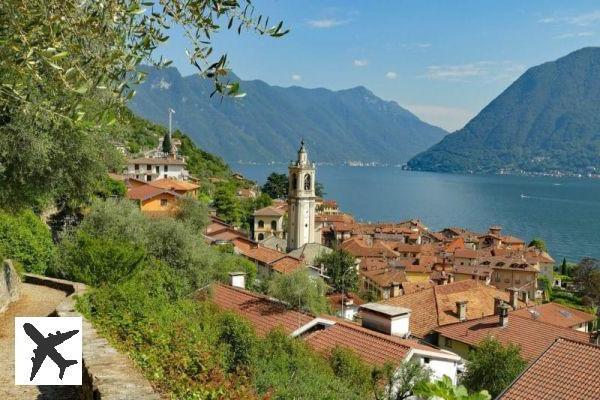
23, 322, 79, 381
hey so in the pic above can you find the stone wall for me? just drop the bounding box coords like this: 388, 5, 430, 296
24, 274, 160, 400
0, 260, 21, 314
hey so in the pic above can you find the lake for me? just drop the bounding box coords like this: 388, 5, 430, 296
233, 164, 600, 263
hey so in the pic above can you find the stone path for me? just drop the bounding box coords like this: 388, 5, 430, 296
0, 282, 78, 399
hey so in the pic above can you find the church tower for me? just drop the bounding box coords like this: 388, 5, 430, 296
287, 140, 316, 251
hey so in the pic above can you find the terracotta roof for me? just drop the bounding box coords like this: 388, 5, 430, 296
253, 206, 286, 217
511, 302, 596, 328
128, 157, 186, 165
360, 268, 407, 288
327, 293, 365, 310
383, 280, 529, 338
360, 257, 389, 271
454, 248, 478, 259
501, 235, 525, 244
210, 284, 312, 336
316, 213, 355, 224
270, 256, 304, 274
340, 237, 399, 258
435, 313, 590, 361
401, 281, 434, 295
498, 338, 600, 400
126, 185, 180, 201
524, 248, 556, 264
452, 264, 492, 276
241, 246, 303, 274
149, 178, 199, 191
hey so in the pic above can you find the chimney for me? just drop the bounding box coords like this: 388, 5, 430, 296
494, 297, 503, 315
228, 272, 246, 289
508, 287, 519, 310
521, 290, 529, 304
391, 282, 401, 298
489, 225, 502, 236
456, 300, 468, 321
359, 303, 411, 337
499, 302, 510, 327
448, 274, 455, 284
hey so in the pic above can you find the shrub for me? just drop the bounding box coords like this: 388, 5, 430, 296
267, 268, 329, 314
0, 209, 55, 274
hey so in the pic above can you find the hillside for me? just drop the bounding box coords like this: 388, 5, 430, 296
408, 47, 600, 174
128, 66, 447, 164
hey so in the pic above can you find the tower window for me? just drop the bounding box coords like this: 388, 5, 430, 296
271, 220, 277, 230
258, 233, 264, 241
304, 173, 311, 190
292, 173, 298, 190
258, 220, 264, 228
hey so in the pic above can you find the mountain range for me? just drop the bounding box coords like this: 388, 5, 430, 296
408, 47, 600, 174
128, 66, 447, 164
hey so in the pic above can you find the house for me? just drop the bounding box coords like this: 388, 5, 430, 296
511, 302, 597, 332
126, 184, 180, 216
497, 338, 600, 400
253, 205, 286, 242
435, 307, 590, 362
487, 257, 538, 299
381, 280, 530, 341
126, 156, 188, 182
453, 248, 478, 266
452, 264, 492, 284
327, 293, 364, 320
317, 199, 340, 215
361, 267, 407, 300
206, 282, 461, 384
241, 245, 304, 276
524, 246, 555, 282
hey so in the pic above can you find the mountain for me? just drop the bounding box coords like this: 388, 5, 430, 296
128, 66, 447, 164
408, 47, 600, 174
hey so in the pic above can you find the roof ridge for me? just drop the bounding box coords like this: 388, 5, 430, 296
509, 312, 593, 334
333, 321, 413, 350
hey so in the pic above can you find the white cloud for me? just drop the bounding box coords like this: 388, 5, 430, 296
554, 31, 594, 39
539, 10, 600, 26
307, 18, 348, 28
420, 61, 524, 82
291, 74, 302, 81
151, 78, 171, 90
404, 104, 476, 132
353, 59, 369, 67
385, 71, 398, 80
401, 42, 432, 49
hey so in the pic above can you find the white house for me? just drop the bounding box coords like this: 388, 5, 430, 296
126, 156, 188, 182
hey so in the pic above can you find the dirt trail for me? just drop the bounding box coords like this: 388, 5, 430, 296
0, 282, 78, 399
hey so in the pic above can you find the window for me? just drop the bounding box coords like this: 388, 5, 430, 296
304, 173, 311, 190
134, 164, 139, 170
292, 173, 298, 190
164, 165, 169, 172
444, 337, 453, 348
155, 166, 160, 174
271, 220, 277, 230
423, 357, 430, 364
146, 175, 152, 182
258, 220, 264, 228
147, 164, 152, 171
160, 199, 168, 207
258, 233, 264, 241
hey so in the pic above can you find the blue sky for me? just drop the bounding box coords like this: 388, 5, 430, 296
158, 1, 600, 131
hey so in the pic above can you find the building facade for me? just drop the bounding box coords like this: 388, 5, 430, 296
287, 141, 317, 251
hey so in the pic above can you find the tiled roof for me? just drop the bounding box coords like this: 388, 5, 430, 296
501, 235, 525, 244
340, 237, 399, 258
435, 313, 590, 361
454, 248, 478, 259
360, 268, 407, 288
210, 284, 312, 336
498, 338, 600, 400
511, 302, 596, 328
126, 185, 180, 201
452, 264, 492, 276
271, 256, 304, 274
241, 246, 303, 274
401, 281, 434, 295
253, 206, 286, 217
383, 280, 529, 338
149, 178, 199, 191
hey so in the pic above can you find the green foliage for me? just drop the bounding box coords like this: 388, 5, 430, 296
174, 196, 209, 233
174, 131, 232, 180
213, 184, 244, 226
0, 210, 55, 274
162, 132, 172, 154
572, 258, 600, 306
267, 268, 329, 315
371, 361, 431, 400
560, 257, 568, 276
408, 48, 600, 175
329, 346, 372, 391
528, 238, 547, 252
95, 176, 127, 199
414, 376, 491, 400
316, 249, 359, 293
315, 181, 326, 198
262, 172, 288, 199
461, 337, 526, 398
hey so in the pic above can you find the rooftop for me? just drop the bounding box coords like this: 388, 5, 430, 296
511, 302, 596, 328
360, 303, 411, 317
498, 338, 600, 400
435, 313, 590, 361
126, 185, 180, 201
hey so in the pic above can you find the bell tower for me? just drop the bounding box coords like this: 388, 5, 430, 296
287, 140, 316, 251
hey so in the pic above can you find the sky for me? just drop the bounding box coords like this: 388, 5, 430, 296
157, 1, 600, 132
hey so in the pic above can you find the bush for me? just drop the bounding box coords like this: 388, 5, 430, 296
267, 268, 329, 314
0, 209, 55, 274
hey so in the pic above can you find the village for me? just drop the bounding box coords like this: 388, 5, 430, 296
114, 134, 599, 398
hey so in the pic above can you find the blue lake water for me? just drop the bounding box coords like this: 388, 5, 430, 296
233, 164, 600, 263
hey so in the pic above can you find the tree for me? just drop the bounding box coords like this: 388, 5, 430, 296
262, 172, 288, 199
162, 132, 172, 154
414, 376, 491, 400
371, 361, 431, 400
573, 258, 600, 306
315, 181, 326, 197
267, 269, 329, 314
460, 337, 526, 398
316, 249, 358, 293
528, 238, 547, 252
561, 257, 568, 276
174, 197, 209, 233
213, 184, 244, 226
2, 0, 287, 209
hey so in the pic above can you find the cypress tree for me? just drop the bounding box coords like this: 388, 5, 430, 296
162, 132, 172, 154
561, 258, 568, 276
